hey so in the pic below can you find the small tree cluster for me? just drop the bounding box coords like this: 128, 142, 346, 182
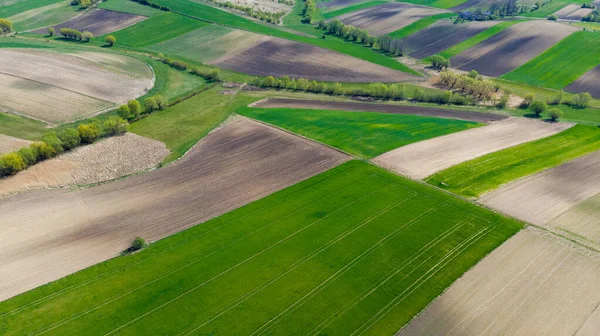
0, 117, 128, 177
130, 0, 170, 11
304, 0, 317, 23
213, 0, 286, 23
105, 35, 116, 46
144, 94, 167, 113
70, 0, 95, 9
318, 20, 373, 46
0, 18, 13, 34
377, 35, 403, 56
438, 70, 497, 101
60, 27, 83, 40
191, 67, 221, 81
572, 92, 592, 108
430, 55, 450, 70
530, 100, 547, 116
48, 27, 55, 36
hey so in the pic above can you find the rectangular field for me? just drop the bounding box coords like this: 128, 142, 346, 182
0, 0, 63, 18
0, 161, 522, 335
373, 118, 571, 180
31, 8, 147, 36
427, 124, 600, 197
8, 1, 79, 32
399, 228, 600, 336
238, 105, 481, 158
451, 20, 577, 77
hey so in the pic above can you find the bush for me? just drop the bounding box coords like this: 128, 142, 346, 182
548, 14, 558, 20
468, 69, 479, 79
30, 142, 54, 160
105, 35, 116, 46
413, 88, 426, 101
170, 60, 188, 71
42, 132, 64, 155
497, 94, 509, 109
430, 55, 450, 69
129, 237, 146, 252
530, 100, 547, 116
0, 153, 26, 176
17, 147, 37, 166
550, 90, 563, 105
572, 92, 592, 108
521, 93, 534, 108
548, 108, 563, 121
0, 18, 12, 34
82, 31, 93, 42
78, 124, 101, 143
128, 99, 142, 119
48, 27, 55, 36
58, 128, 81, 150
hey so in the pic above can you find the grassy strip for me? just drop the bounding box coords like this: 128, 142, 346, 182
0, 113, 47, 141
0, 161, 521, 336
502, 31, 600, 89
573, 21, 600, 31
97, 0, 164, 16
437, 20, 524, 59
238, 106, 481, 157
387, 13, 455, 39
0, 0, 63, 18
282, 0, 322, 36
427, 125, 600, 197
321, 0, 388, 19
150, 0, 420, 75
10, 2, 79, 32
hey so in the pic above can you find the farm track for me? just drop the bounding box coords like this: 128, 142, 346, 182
251, 98, 506, 122
0, 118, 349, 301
373, 118, 573, 179
31, 8, 146, 36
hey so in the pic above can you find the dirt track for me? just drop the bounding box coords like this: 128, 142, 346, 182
372, 118, 572, 179
565, 65, 600, 97
252, 98, 507, 122
0, 133, 169, 197
398, 228, 600, 336
212, 37, 418, 82
451, 21, 577, 76
480, 150, 600, 226
31, 8, 146, 36
337, 3, 447, 35
0, 118, 349, 301
0, 134, 32, 155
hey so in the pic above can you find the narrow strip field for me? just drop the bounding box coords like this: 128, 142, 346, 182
437, 20, 522, 59
480, 149, 600, 226
399, 228, 600, 336
372, 118, 571, 179
502, 32, 600, 90
565, 64, 600, 97
238, 106, 480, 158
0, 0, 63, 18
0, 161, 521, 335
321, 0, 388, 19
31, 9, 147, 36
427, 125, 600, 197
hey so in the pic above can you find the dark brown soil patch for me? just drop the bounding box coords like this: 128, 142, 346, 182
32, 8, 146, 36
565, 64, 600, 97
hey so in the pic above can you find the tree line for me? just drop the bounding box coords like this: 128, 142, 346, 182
0, 117, 128, 177
438, 70, 499, 102
130, 0, 170, 11
213, 0, 286, 24
58, 28, 93, 41
316, 20, 404, 56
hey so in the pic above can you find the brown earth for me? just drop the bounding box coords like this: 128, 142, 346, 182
212, 37, 419, 82
251, 98, 507, 122
372, 118, 573, 179
565, 65, 600, 98
0, 134, 32, 155
548, 193, 600, 246
565, 8, 594, 20
480, 150, 600, 226
451, 21, 577, 76
337, 2, 448, 35
449, 0, 487, 11
398, 228, 600, 336
31, 8, 146, 36
0, 118, 349, 301
0, 133, 169, 197
553, 4, 581, 18
318, 0, 364, 9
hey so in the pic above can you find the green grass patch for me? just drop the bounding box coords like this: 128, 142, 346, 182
427, 124, 600, 197
8, 1, 80, 31
572, 21, 600, 31
0, 160, 522, 336
521, 0, 592, 18
282, 0, 322, 36
97, 0, 163, 16
388, 13, 455, 39
321, 0, 388, 19
0, 112, 47, 140
502, 31, 600, 89
437, 20, 524, 59
0, 0, 63, 18
238, 107, 481, 158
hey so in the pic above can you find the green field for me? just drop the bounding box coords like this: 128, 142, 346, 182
437, 20, 524, 59
321, 1, 388, 19
388, 13, 455, 39
8, 1, 79, 31
97, 0, 163, 16
502, 32, 600, 89
238, 107, 481, 158
0, 0, 63, 18
0, 161, 522, 336
0, 112, 47, 140
395, 0, 469, 9
282, 0, 322, 36
427, 125, 600, 197
521, 0, 593, 17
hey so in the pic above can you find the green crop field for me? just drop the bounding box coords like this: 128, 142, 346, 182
0, 161, 521, 336
321, 1, 388, 19
8, 1, 79, 31
98, 0, 163, 16
521, 0, 593, 17
388, 13, 455, 39
427, 125, 600, 197
102, 12, 208, 48
238, 107, 481, 158
0, 0, 63, 18
148, 25, 233, 62
282, 0, 322, 36
502, 32, 600, 89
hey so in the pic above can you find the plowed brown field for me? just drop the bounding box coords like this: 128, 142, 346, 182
31, 8, 146, 36
565, 64, 600, 98
398, 228, 600, 336
0, 118, 349, 301
372, 118, 572, 179
0, 134, 32, 155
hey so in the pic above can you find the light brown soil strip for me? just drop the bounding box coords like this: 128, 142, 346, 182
252, 98, 507, 123
398, 228, 600, 336
0, 133, 169, 197
547, 193, 600, 246
0, 135, 32, 155
552, 4, 580, 18
480, 150, 600, 226
31, 8, 146, 36
565, 8, 594, 20
0, 118, 350, 301
372, 118, 573, 179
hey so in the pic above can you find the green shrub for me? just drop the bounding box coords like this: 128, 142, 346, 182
105, 35, 116, 46
0, 153, 26, 176
30, 142, 55, 160
548, 108, 563, 121
530, 100, 548, 116
572, 92, 592, 108
521, 93, 534, 108
129, 237, 146, 252
548, 14, 558, 20
103, 117, 129, 136
497, 94, 509, 109
17, 147, 37, 166
128, 100, 141, 119
58, 129, 81, 150
42, 132, 64, 155
118, 104, 132, 119
78, 124, 101, 143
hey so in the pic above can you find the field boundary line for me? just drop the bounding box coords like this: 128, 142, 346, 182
99, 187, 388, 336
178, 194, 418, 336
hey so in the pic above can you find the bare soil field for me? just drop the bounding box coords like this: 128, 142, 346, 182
398, 228, 600, 336
406, 20, 498, 59
480, 150, 600, 226
0, 134, 32, 155
252, 98, 506, 122
553, 4, 581, 18
31, 8, 146, 36
565, 7, 594, 20
337, 3, 448, 36
0, 49, 153, 122
318, 0, 364, 9
0, 118, 349, 301
68, 51, 154, 80
372, 118, 572, 179
0, 133, 169, 197
565, 65, 600, 97
548, 193, 600, 246
449, 0, 487, 11
451, 21, 577, 76
212, 37, 418, 82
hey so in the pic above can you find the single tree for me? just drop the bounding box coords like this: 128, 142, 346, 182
0, 153, 26, 176
118, 104, 132, 119
48, 27, 55, 36
548, 108, 563, 121
522, 93, 534, 108
105, 35, 116, 46
0, 18, 12, 34
77, 124, 101, 143
572, 92, 592, 108
530, 100, 548, 116
58, 128, 81, 150
82, 30, 93, 42
127, 99, 141, 119
129, 237, 146, 252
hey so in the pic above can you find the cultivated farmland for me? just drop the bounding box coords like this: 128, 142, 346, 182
553, 4, 594, 19
0, 118, 348, 300
213, 37, 418, 82
451, 20, 577, 76
399, 228, 600, 336
337, 2, 448, 35
0, 161, 522, 335
31, 8, 146, 36
372, 118, 571, 179
565, 64, 600, 97
480, 149, 600, 226
0, 135, 31, 155
0, 133, 169, 197
548, 193, 600, 245
7, 1, 78, 31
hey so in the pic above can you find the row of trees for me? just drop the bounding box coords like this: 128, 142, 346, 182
213, 0, 286, 24
59, 28, 93, 41
438, 70, 499, 102
0, 18, 12, 34
118, 96, 166, 120
0, 117, 128, 177
316, 20, 404, 55
304, 0, 317, 23
130, 0, 170, 11
156, 53, 221, 81
430, 55, 450, 70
